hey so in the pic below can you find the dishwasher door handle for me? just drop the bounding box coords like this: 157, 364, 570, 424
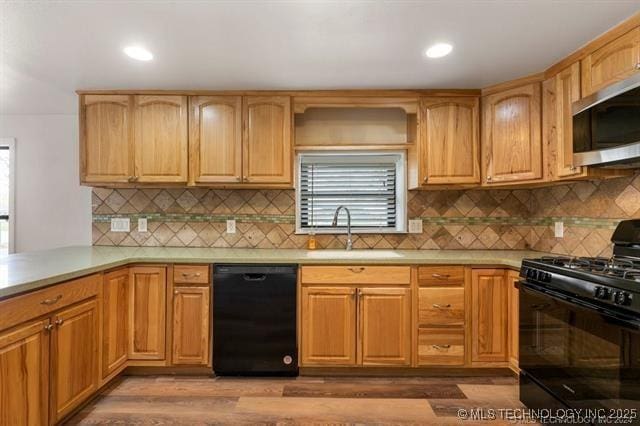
242, 273, 267, 282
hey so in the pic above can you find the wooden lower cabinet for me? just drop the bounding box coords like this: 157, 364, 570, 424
50, 299, 99, 423
418, 328, 465, 366
0, 319, 50, 426
172, 286, 210, 365
301, 287, 357, 366
471, 269, 509, 363
359, 288, 411, 366
102, 269, 129, 379
129, 266, 167, 360
507, 270, 520, 371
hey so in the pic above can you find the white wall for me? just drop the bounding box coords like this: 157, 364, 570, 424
0, 114, 92, 252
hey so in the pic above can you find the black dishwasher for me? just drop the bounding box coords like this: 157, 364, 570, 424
213, 264, 298, 376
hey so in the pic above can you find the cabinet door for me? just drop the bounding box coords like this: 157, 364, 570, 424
129, 267, 167, 360
102, 269, 129, 379
81, 94, 133, 183
243, 96, 292, 184
554, 63, 583, 178
507, 270, 519, 371
482, 83, 542, 184
358, 287, 411, 366
172, 286, 210, 365
582, 27, 640, 96
134, 95, 188, 183
0, 319, 49, 426
301, 287, 356, 365
471, 269, 508, 363
420, 97, 480, 184
189, 96, 243, 184
50, 299, 99, 422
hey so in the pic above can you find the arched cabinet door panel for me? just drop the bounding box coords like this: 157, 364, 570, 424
243, 96, 292, 184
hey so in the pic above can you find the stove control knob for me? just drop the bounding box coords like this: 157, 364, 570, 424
613, 291, 633, 306
595, 286, 611, 299
543, 272, 552, 282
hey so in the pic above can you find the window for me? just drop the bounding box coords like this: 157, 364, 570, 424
296, 152, 406, 234
0, 139, 15, 255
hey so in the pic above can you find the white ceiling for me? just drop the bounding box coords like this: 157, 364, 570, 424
1, 1, 639, 115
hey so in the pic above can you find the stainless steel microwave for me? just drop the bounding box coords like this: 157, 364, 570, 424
573, 72, 640, 168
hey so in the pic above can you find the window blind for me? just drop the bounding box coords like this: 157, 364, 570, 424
298, 154, 401, 231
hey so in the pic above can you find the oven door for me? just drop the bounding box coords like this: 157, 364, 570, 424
519, 280, 640, 411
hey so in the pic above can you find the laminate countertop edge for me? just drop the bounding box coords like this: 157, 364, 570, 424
0, 247, 549, 299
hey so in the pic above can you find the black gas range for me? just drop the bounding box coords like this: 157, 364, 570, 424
519, 220, 640, 425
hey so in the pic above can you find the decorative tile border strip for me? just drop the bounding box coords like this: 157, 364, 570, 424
93, 213, 623, 229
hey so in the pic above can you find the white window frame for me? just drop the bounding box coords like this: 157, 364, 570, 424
0, 138, 16, 254
295, 151, 407, 234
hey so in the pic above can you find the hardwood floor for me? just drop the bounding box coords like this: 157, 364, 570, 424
65, 375, 525, 425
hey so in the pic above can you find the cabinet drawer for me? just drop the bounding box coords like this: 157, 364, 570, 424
418, 266, 464, 286
418, 287, 465, 326
0, 274, 101, 332
418, 328, 465, 366
174, 265, 210, 285
301, 266, 410, 285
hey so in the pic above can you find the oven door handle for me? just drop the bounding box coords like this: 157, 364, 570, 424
520, 279, 640, 331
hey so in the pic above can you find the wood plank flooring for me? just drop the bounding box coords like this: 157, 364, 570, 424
64, 375, 526, 425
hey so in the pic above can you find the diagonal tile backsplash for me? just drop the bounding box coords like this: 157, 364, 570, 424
92, 172, 640, 255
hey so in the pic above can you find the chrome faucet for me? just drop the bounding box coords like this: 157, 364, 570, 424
331, 205, 353, 250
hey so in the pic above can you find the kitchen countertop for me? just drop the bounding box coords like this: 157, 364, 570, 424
0, 246, 549, 299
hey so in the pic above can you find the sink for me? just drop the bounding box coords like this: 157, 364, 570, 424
306, 250, 402, 259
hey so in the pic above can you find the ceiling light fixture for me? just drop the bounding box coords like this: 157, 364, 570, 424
425, 43, 453, 59
123, 46, 153, 61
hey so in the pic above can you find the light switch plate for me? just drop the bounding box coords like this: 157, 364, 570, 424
226, 219, 236, 234
408, 219, 423, 234
110, 218, 130, 232
554, 221, 564, 238
138, 218, 148, 233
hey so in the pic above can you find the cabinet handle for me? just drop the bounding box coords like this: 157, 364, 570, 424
44, 324, 54, 331
174, 290, 179, 295
487, 176, 493, 182
636, 62, 640, 70
432, 303, 451, 309
40, 295, 62, 305
181, 272, 201, 278
55, 319, 64, 326
128, 176, 139, 183
243, 176, 248, 181
348, 267, 365, 273
423, 176, 428, 183
432, 344, 451, 350
431, 273, 450, 280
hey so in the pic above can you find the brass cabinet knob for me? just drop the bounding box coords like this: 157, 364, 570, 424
55, 319, 64, 326
44, 324, 54, 331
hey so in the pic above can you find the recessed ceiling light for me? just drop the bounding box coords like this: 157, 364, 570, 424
425, 43, 453, 59
123, 46, 153, 61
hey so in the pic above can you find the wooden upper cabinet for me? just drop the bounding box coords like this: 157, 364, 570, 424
301, 287, 357, 366
102, 269, 129, 379
482, 83, 542, 184
419, 97, 480, 185
581, 27, 640, 97
553, 63, 583, 178
358, 287, 411, 366
243, 96, 292, 184
0, 319, 49, 426
81, 95, 133, 183
133, 95, 188, 183
50, 299, 99, 423
189, 96, 243, 184
129, 266, 167, 360
471, 269, 508, 363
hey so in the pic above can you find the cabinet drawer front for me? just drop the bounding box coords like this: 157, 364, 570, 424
173, 265, 210, 285
301, 266, 410, 285
418, 328, 465, 366
0, 274, 101, 332
418, 288, 465, 326
418, 266, 464, 286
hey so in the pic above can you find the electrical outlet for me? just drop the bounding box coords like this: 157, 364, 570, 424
554, 221, 564, 238
110, 218, 130, 232
408, 219, 423, 234
138, 217, 148, 233
226, 219, 236, 234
